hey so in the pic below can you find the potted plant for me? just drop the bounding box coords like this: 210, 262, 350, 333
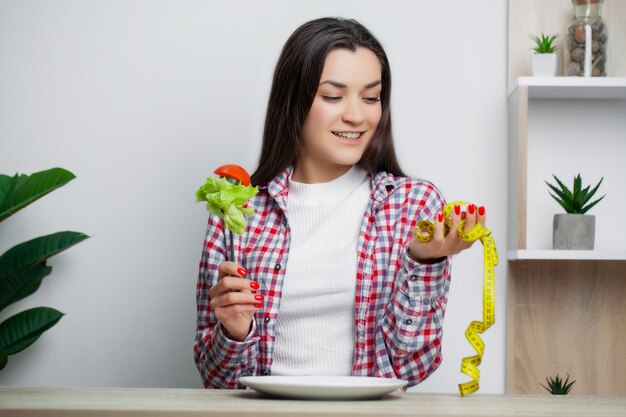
531, 33, 559, 76
0, 167, 88, 370
541, 374, 576, 395
545, 173, 605, 250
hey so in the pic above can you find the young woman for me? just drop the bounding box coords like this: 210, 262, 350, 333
194, 17, 486, 389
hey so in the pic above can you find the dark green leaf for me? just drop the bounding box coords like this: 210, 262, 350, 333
546, 181, 567, 202
575, 187, 588, 212
549, 193, 574, 213
0, 175, 18, 204
552, 175, 573, 204
580, 196, 606, 214
0, 348, 7, 370
0, 231, 89, 278
0, 168, 75, 222
581, 177, 604, 207
0, 263, 53, 310
0, 307, 64, 355
573, 174, 582, 198
563, 378, 576, 394
572, 188, 585, 212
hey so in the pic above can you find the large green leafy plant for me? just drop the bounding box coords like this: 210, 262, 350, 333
0, 168, 88, 370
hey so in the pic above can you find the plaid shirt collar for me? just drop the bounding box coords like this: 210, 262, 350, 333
263, 165, 398, 214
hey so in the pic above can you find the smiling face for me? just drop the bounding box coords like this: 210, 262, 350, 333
293, 47, 383, 183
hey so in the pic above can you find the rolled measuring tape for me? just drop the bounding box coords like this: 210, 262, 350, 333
414, 201, 499, 396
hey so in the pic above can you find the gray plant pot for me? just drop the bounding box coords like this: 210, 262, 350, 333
553, 214, 595, 250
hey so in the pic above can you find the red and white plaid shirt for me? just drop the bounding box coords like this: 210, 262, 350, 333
194, 167, 451, 389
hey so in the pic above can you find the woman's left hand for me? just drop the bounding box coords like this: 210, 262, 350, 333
408, 204, 486, 263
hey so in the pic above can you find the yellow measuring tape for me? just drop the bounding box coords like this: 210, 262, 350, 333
414, 201, 499, 396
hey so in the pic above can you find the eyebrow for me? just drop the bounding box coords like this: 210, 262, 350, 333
319, 80, 382, 89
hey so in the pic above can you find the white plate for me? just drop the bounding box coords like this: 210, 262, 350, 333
239, 376, 407, 400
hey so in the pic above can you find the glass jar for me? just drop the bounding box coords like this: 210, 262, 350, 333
565, 0, 609, 77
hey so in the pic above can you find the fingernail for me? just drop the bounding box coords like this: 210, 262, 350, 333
254, 294, 264, 301
437, 212, 443, 222
237, 267, 247, 276
461, 212, 466, 220
478, 206, 485, 216
454, 205, 461, 215
249, 282, 259, 290
468, 204, 475, 215
254, 303, 263, 308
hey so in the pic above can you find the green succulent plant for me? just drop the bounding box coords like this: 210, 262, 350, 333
531, 33, 559, 54
0, 167, 88, 371
540, 374, 576, 395
546, 174, 605, 214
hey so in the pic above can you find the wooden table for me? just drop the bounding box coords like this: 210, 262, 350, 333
1, 387, 625, 417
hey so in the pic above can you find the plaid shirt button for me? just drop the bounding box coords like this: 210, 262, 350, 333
410, 275, 418, 281
274, 264, 281, 271
264, 316, 271, 323
405, 319, 413, 325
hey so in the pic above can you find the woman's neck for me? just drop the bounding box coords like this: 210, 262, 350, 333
291, 161, 353, 184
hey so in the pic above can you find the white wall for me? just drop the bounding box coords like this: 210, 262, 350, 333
0, 0, 508, 392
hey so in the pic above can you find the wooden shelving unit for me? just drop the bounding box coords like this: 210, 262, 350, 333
506, 77, 626, 395
510, 77, 626, 99
506, 77, 626, 255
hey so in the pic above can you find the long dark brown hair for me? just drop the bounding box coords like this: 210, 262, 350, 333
251, 17, 405, 186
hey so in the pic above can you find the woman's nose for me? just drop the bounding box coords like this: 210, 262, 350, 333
342, 97, 366, 125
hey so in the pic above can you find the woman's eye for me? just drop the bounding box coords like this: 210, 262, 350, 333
322, 96, 341, 102
364, 97, 381, 103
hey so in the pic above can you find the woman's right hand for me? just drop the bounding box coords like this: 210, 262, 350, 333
208, 262, 263, 342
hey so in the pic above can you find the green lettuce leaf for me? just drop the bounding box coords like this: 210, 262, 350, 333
195, 177, 258, 234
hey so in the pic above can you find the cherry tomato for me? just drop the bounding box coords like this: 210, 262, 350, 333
213, 164, 251, 186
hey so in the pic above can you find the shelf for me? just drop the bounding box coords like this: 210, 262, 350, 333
508, 77, 626, 99
507, 249, 626, 261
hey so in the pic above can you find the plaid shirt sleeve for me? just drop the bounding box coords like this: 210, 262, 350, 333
378, 179, 451, 388
193, 214, 261, 389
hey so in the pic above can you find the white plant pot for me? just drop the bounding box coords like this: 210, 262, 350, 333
532, 53, 558, 77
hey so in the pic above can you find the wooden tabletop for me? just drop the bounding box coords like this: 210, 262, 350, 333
1, 387, 625, 417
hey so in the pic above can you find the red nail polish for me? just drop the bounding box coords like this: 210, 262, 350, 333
249, 282, 259, 290
461, 212, 466, 220
454, 205, 461, 215
437, 212, 443, 222
237, 267, 247, 276
254, 294, 264, 301
478, 206, 485, 216
254, 303, 263, 308
468, 204, 475, 215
